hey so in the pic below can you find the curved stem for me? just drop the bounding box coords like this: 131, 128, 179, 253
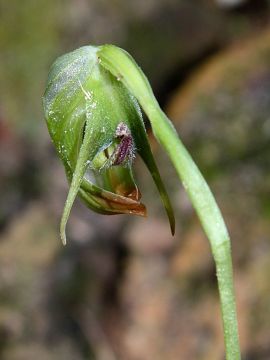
99, 45, 241, 359
148, 107, 241, 360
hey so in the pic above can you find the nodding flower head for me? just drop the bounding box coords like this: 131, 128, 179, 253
43, 45, 175, 244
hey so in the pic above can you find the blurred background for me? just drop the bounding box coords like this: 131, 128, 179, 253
0, 0, 270, 359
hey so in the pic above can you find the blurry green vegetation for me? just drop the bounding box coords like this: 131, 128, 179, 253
0, 0, 62, 135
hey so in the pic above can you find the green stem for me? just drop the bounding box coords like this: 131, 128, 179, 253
99, 45, 241, 359
148, 106, 241, 360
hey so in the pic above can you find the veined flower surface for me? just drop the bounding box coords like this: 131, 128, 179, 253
43, 45, 175, 244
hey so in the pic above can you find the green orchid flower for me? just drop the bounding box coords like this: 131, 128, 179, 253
43, 46, 175, 246
43, 45, 240, 359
